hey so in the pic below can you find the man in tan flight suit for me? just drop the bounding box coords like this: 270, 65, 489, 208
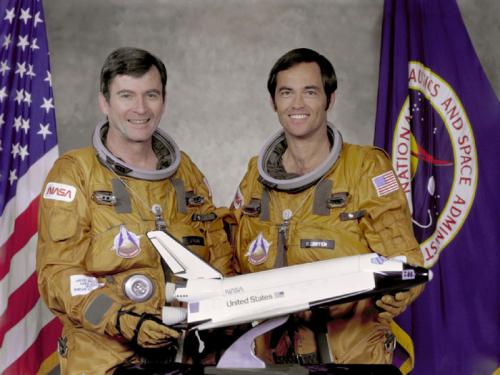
37, 47, 233, 374
231, 48, 424, 370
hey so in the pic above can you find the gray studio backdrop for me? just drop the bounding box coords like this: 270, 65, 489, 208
45, 0, 500, 207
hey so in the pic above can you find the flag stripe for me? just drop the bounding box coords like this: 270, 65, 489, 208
3, 317, 61, 375
0, 146, 58, 248
0, 298, 59, 373
0, 271, 38, 346
0, 233, 38, 316
0, 198, 39, 280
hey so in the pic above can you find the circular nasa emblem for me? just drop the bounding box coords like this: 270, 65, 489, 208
113, 225, 142, 258
392, 61, 478, 267
246, 232, 270, 265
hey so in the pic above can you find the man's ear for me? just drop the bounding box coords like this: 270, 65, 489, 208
269, 95, 277, 111
327, 92, 336, 111
98, 92, 108, 116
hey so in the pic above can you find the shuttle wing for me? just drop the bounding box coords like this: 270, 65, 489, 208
147, 230, 223, 280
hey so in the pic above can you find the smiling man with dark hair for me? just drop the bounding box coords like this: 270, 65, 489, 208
231, 47, 424, 365
36, 47, 233, 374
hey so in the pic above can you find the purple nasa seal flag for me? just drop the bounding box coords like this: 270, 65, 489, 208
392, 61, 477, 267
375, 0, 500, 374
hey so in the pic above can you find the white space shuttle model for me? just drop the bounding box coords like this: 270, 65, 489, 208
148, 230, 432, 331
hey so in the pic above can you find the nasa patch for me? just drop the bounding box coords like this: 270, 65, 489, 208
43, 182, 76, 202
113, 225, 142, 258
246, 232, 270, 265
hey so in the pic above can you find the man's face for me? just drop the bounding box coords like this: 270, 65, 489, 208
273, 62, 334, 140
98, 66, 165, 144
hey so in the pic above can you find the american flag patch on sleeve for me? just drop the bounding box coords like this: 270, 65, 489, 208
372, 170, 399, 197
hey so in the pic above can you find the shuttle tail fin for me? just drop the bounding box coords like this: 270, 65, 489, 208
147, 230, 223, 280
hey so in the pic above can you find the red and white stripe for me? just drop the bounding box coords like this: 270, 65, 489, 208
0, 147, 62, 374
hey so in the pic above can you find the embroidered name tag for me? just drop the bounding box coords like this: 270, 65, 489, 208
300, 239, 335, 249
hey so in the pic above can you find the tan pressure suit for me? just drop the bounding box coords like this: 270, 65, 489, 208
233, 142, 423, 365
37, 146, 232, 374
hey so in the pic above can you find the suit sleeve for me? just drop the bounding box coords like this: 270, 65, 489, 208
355, 148, 423, 266
36, 156, 123, 335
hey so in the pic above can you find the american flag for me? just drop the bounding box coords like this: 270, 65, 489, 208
371, 170, 399, 197
0, 0, 62, 374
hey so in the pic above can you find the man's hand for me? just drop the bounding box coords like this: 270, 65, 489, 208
376, 291, 411, 324
108, 307, 180, 349
376, 285, 424, 324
